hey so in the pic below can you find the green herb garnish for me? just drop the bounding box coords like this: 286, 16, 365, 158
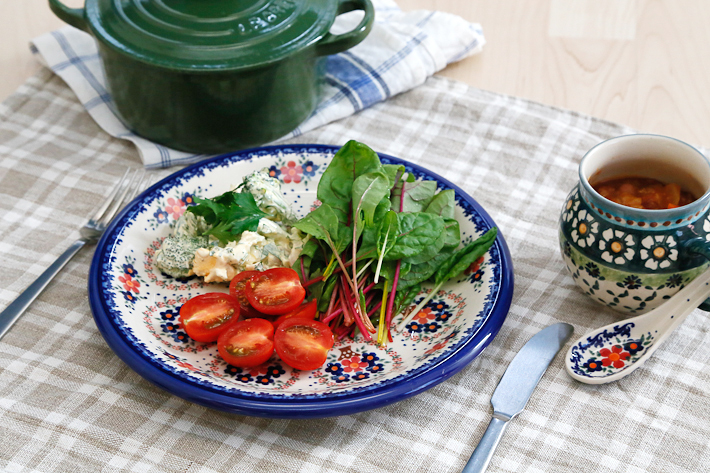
187, 190, 267, 245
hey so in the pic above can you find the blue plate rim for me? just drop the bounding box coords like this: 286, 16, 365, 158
88, 143, 514, 419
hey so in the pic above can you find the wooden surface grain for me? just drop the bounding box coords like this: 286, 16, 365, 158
1, 0, 708, 147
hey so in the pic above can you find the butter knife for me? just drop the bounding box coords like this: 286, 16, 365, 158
462, 322, 574, 473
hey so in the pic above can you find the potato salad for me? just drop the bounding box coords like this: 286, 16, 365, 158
154, 169, 307, 283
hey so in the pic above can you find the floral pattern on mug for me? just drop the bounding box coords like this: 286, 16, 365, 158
560, 237, 706, 314
562, 188, 580, 223
570, 209, 598, 248
640, 235, 677, 270
598, 228, 636, 265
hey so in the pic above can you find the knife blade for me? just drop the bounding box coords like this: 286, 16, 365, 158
462, 322, 574, 473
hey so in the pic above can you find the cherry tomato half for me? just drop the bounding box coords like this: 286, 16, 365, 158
179, 293, 240, 342
274, 318, 334, 370
273, 299, 318, 330
229, 270, 270, 319
217, 318, 275, 368
245, 268, 306, 315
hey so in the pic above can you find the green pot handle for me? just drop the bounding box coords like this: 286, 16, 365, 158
315, 0, 374, 57
48, 0, 88, 32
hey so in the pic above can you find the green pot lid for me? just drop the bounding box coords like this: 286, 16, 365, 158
86, 0, 344, 71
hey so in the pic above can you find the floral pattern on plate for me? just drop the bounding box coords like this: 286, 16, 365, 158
146, 188, 202, 230
114, 255, 147, 307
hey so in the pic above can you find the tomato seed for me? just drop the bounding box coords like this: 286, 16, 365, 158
226, 345, 254, 356
204, 308, 235, 330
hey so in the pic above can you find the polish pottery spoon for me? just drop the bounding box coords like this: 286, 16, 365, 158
565, 268, 710, 384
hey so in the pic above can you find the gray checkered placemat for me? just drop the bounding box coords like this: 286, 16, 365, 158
1, 69, 709, 472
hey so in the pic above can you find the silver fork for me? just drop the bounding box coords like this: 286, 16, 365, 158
0, 168, 151, 341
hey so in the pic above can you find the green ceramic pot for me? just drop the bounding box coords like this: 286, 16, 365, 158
49, 0, 374, 154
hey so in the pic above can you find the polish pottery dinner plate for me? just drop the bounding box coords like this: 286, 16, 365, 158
88, 144, 513, 418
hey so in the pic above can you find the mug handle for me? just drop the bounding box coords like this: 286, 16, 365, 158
48, 0, 88, 32
684, 238, 710, 310
315, 0, 375, 57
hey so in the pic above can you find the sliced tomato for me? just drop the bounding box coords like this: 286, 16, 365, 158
274, 318, 334, 370
179, 293, 240, 342
229, 270, 270, 319
245, 268, 305, 315
217, 318, 275, 368
273, 299, 318, 330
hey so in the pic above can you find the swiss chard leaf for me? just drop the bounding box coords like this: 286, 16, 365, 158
403, 216, 460, 266
295, 238, 321, 279
434, 227, 498, 285
294, 203, 352, 261
396, 250, 452, 289
316, 275, 339, 313
385, 213, 446, 261
378, 260, 411, 284
390, 180, 438, 213
374, 210, 399, 281
300, 238, 321, 260
336, 225, 354, 254
397, 219, 461, 283
424, 189, 456, 219
441, 218, 461, 249
376, 211, 399, 258
352, 172, 391, 228
317, 140, 383, 224
382, 164, 406, 188
356, 197, 392, 259
294, 203, 340, 243
394, 283, 421, 317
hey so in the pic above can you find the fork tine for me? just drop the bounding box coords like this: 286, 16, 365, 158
115, 171, 150, 218
127, 171, 151, 203
90, 168, 131, 223
100, 169, 144, 225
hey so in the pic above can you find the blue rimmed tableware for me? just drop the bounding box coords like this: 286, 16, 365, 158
566, 251, 710, 384
88, 144, 513, 418
559, 134, 710, 315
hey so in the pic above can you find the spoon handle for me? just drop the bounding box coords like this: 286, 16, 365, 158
627, 270, 710, 368
651, 268, 710, 335
568, 268, 710, 384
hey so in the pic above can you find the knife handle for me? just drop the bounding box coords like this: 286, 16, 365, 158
461, 415, 510, 473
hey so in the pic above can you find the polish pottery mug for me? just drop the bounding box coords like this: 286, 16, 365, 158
559, 134, 710, 314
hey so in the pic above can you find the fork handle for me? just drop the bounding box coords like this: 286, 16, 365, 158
0, 239, 87, 341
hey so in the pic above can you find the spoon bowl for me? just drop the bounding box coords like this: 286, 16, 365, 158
565, 268, 710, 384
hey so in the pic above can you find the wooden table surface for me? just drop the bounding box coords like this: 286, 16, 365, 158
1, 0, 708, 147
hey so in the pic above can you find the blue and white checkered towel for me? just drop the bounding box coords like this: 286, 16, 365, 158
31, 0, 484, 169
